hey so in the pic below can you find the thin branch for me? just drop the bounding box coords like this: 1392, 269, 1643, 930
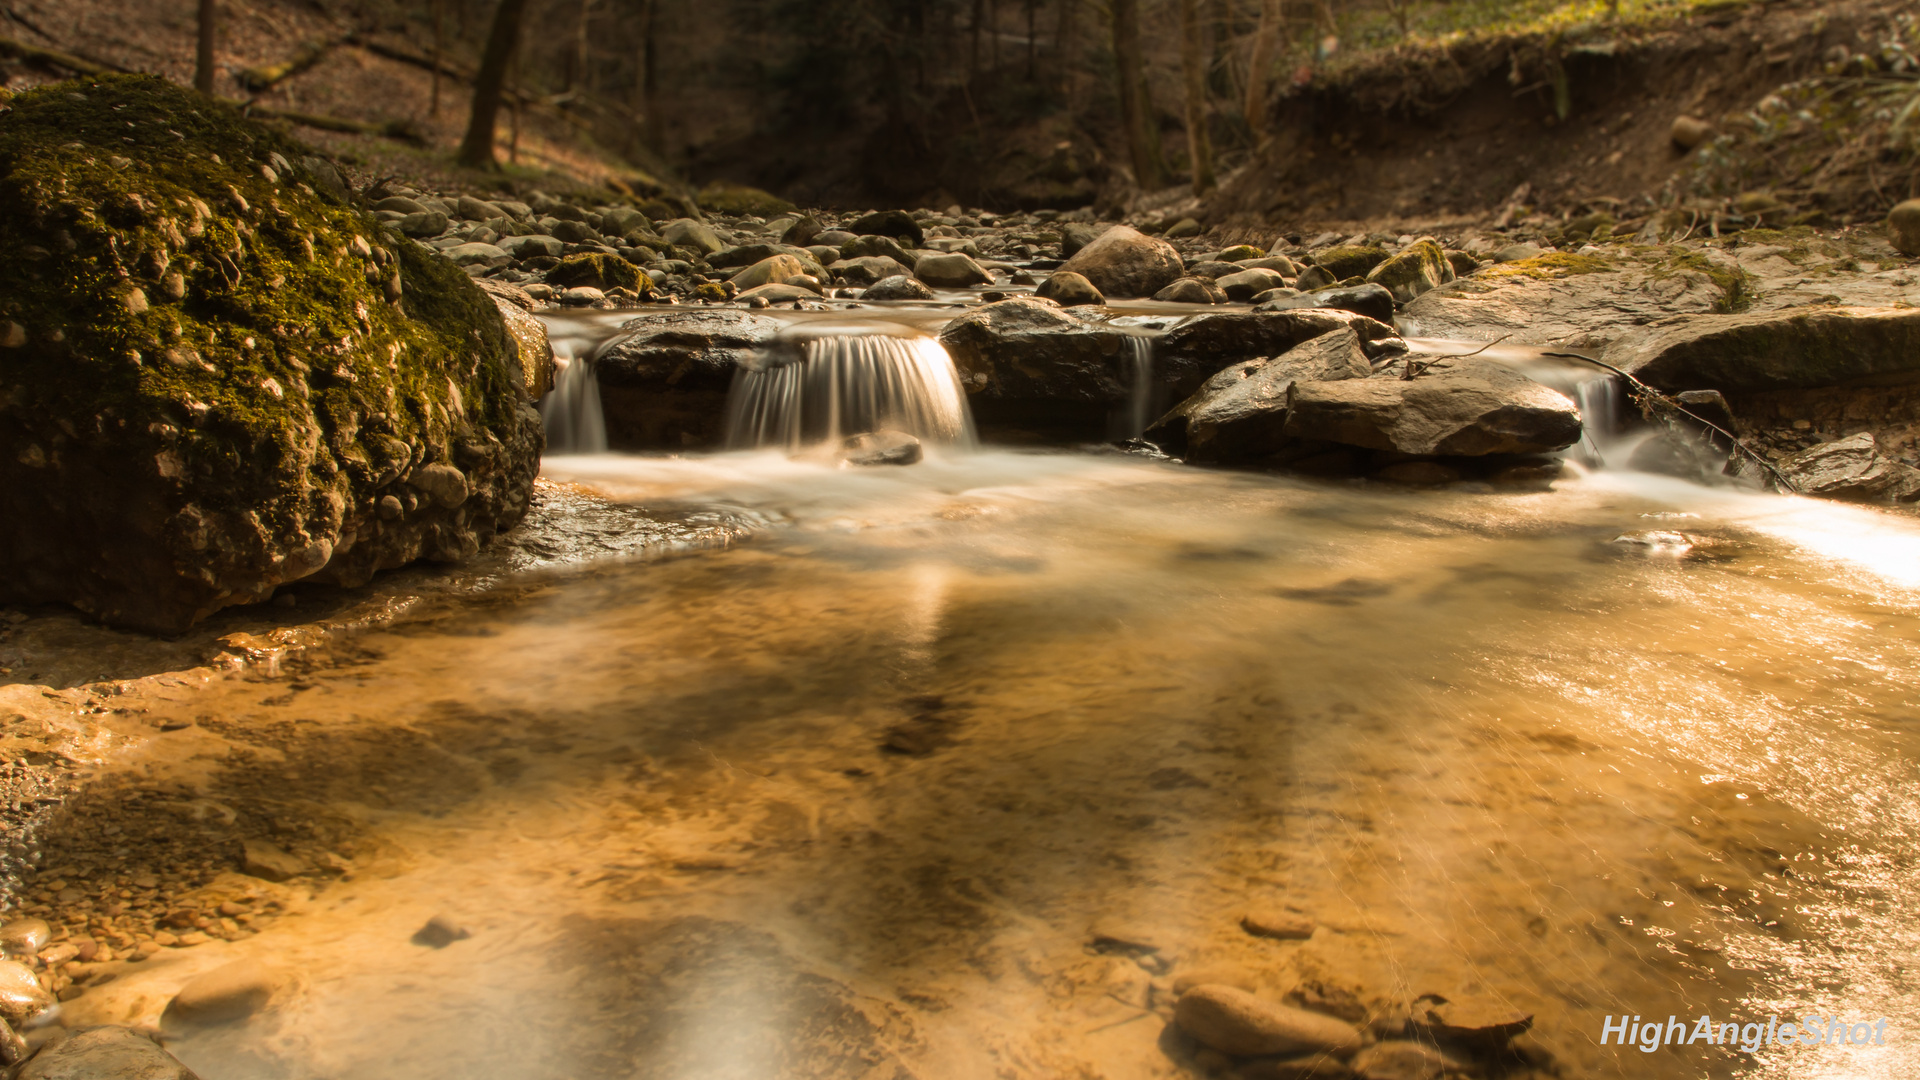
1401, 334, 1511, 380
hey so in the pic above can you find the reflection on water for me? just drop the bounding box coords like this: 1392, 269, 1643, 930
59, 451, 1920, 1080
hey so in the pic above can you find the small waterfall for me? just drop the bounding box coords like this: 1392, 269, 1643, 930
1574, 374, 1626, 465
1121, 335, 1155, 438
725, 334, 976, 450
541, 350, 608, 454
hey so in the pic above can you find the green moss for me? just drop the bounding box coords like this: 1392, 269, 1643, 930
1215, 244, 1266, 261
1656, 251, 1757, 312
546, 253, 648, 294
0, 74, 520, 537
1481, 252, 1616, 280
1314, 245, 1390, 279
696, 181, 796, 217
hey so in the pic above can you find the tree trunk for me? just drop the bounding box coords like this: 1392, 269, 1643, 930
1111, 0, 1165, 190
1179, 0, 1215, 194
430, 0, 443, 118
458, 0, 530, 169
970, 0, 984, 81
1208, 0, 1236, 99
194, 0, 216, 94
1055, 0, 1077, 98
572, 0, 593, 93
1244, 0, 1280, 136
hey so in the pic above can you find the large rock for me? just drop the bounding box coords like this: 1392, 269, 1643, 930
1284, 358, 1582, 456
547, 252, 646, 294
1216, 267, 1289, 302
1366, 239, 1454, 302
1776, 432, 1920, 501
0, 75, 541, 633
860, 275, 935, 301
1258, 283, 1395, 325
163, 959, 281, 1025
1602, 307, 1920, 393
1398, 253, 1735, 347
1034, 270, 1104, 307
840, 234, 915, 266
832, 256, 914, 287
1886, 199, 1920, 256
661, 218, 724, 255
1155, 309, 1399, 397
0, 959, 53, 1026
594, 310, 784, 448
846, 209, 924, 248
914, 252, 992, 288
1146, 329, 1371, 461
938, 298, 1132, 403
1173, 984, 1365, 1058
730, 254, 819, 292
1056, 225, 1183, 298
18, 1027, 200, 1080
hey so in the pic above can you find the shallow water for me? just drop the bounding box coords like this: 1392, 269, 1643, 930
56, 447, 1920, 1080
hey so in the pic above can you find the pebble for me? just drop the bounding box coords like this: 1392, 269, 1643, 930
1348, 1040, 1462, 1080
162, 959, 280, 1026
410, 915, 471, 949
1241, 908, 1315, 941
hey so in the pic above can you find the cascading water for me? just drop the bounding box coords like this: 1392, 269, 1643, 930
1573, 373, 1627, 465
1120, 334, 1155, 438
725, 333, 976, 450
541, 350, 608, 454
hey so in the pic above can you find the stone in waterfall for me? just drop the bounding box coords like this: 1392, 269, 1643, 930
1257, 283, 1396, 325
847, 209, 925, 248
840, 430, 924, 466
1056, 225, 1184, 299
1284, 358, 1583, 457
16, 1026, 201, 1080
1153, 277, 1229, 304
1146, 329, 1371, 462
1366, 239, 1455, 302
1215, 267, 1289, 302
1034, 271, 1104, 307
861, 275, 936, 301
1601, 307, 1920, 393
937, 297, 1133, 402
832, 256, 915, 287
593, 310, 784, 448
1776, 433, 1920, 501
0, 75, 542, 634
1173, 984, 1365, 1057
914, 252, 992, 288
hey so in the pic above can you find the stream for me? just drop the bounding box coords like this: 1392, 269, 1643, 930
42, 301, 1920, 1080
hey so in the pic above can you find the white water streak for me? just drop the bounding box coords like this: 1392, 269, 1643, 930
724, 335, 976, 451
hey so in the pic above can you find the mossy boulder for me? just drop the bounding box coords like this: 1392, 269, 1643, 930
546, 253, 646, 294
1311, 245, 1389, 280
696, 181, 795, 217
0, 75, 542, 633
1365, 239, 1454, 303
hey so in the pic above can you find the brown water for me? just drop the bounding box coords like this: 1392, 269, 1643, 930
50, 447, 1920, 1080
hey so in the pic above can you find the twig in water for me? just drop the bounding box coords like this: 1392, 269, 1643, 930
1539, 350, 1798, 493
1401, 334, 1512, 380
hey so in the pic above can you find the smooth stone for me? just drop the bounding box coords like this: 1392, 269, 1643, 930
846, 209, 925, 248
832, 255, 914, 287
1174, 984, 1365, 1057
410, 915, 471, 948
1058, 221, 1104, 258
1153, 277, 1229, 304
1348, 1040, 1464, 1080
1033, 270, 1104, 307
17, 1027, 198, 1080
840, 430, 923, 466
0, 960, 55, 1026
839, 233, 915, 266
733, 283, 815, 304
561, 286, 605, 305
914, 252, 992, 287
860, 275, 936, 301
396, 210, 450, 238
162, 961, 279, 1026
454, 195, 503, 221
442, 242, 509, 267
371, 196, 426, 215
730, 254, 817, 292
1164, 217, 1202, 238
1250, 287, 1302, 304
1257, 283, 1396, 325
0, 919, 50, 957
661, 218, 724, 254
1216, 267, 1289, 302
1056, 225, 1184, 299
502, 234, 564, 260
1777, 432, 1920, 501
1241, 908, 1316, 940
1285, 357, 1583, 456
1670, 115, 1713, 150
1889, 199, 1920, 257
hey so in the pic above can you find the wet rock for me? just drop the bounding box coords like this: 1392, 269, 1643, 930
914, 252, 992, 287
1285, 358, 1582, 457
492, 298, 557, 400
1241, 908, 1316, 940
1406, 992, 1534, 1051
1034, 270, 1104, 307
840, 234, 915, 266
1670, 115, 1713, 150
1348, 1041, 1463, 1080
1187, 260, 1243, 279
1257, 284, 1396, 325
938, 298, 1133, 408
411, 915, 472, 948
1174, 984, 1365, 1057
0, 960, 55, 1026
241, 839, 307, 882
1165, 217, 1202, 239
847, 209, 925, 248
1892, 200, 1920, 257
397, 210, 450, 237
0, 1018, 23, 1068
595, 310, 784, 448
840, 430, 923, 466
734, 284, 816, 304
1059, 222, 1105, 258
1146, 329, 1371, 461
860, 275, 936, 301
1313, 245, 1389, 280
547, 252, 647, 294
17, 1026, 199, 1080
1087, 920, 1163, 956
1603, 307, 1920, 392
0, 919, 50, 958
1777, 432, 1920, 501
162, 960, 280, 1026
1236, 1057, 1362, 1079
1154, 277, 1229, 304
1171, 964, 1260, 994
372, 195, 426, 215
0, 76, 540, 633
1056, 225, 1184, 298
730, 254, 821, 292
1294, 265, 1336, 291
832, 256, 915, 287
1155, 309, 1400, 396
1218, 268, 1289, 302
453, 196, 502, 222
1365, 240, 1454, 303
780, 216, 823, 247
503, 233, 564, 260
661, 218, 724, 255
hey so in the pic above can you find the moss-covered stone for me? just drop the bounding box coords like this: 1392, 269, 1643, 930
1215, 244, 1265, 262
1655, 251, 1756, 312
1480, 252, 1615, 281
1312, 245, 1389, 280
696, 181, 796, 217
0, 75, 541, 633
546, 253, 646, 294
1364, 239, 1454, 302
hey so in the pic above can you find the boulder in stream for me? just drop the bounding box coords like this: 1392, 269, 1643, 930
0, 75, 542, 633
594, 310, 785, 448
1776, 433, 1920, 501
1146, 329, 1371, 462
860, 275, 936, 301
1034, 271, 1104, 307
1257, 283, 1396, 325
17, 1027, 201, 1080
1284, 358, 1583, 457
1601, 307, 1920, 393
162, 959, 281, 1026
832, 256, 915, 287
1056, 225, 1184, 299
914, 252, 992, 287
1365, 239, 1455, 302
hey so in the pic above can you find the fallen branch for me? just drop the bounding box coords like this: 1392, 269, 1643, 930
239, 37, 338, 92
1539, 350, 1798, 493
0, 34, 127, 76
234, 102, 425, 144
1401, 334, 1510, 380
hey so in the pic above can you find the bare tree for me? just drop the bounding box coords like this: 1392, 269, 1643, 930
1179, 0, 1215, 194
458, 0, 531, 168
430, 0, 444, 118
971, 0, 984, 80
194, 0, 216, 95
1056, 0, 1077, 99
1244, 0, 1281, 137
1112, 0, 1166, 190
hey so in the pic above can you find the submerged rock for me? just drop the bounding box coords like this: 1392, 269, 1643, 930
1777, 432, 1920, 501
1146, 329, 1371, 462
0, 919, 50, 958
0, 75, 541, 633
162, 960, 280, 1026
1348, 1040, 1464, 1080
1173, 984, 1365, 1057
914, 252, 992, 287
840, 430, 923, 466
411, 915, 472, 948
1285, 358, 1582, 457
17, 1027, 200, 1080
594, 310, 784, 448
1056, 225, 1184, 299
